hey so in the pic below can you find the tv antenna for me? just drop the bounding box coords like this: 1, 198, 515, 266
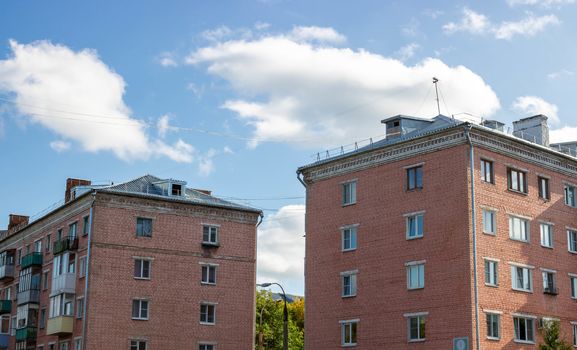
432, 77, 441, 115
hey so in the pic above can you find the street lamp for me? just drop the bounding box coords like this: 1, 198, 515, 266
257, 282, 288, 350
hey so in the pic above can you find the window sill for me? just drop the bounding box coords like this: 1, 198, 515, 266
486, 337, 500, 341
507, 189, 528, 196
511, 288, 533, 294
342, 248, 357, 253
200, 322, 215, 326
202, 242, 220, 248
201, 282, 216, 286
509, 237, 530, 244
569, 250, 577, 255
408, 339, 426, 343
342, 202, 356, 207
407, 287, 424, 291
484, 283, 498, 288
134, 277, 150, 281
135, 235, 152, 239
482, 231, 496, 236
539, 197, 550, 202
341, 344, 357, 348
406, 235, 424, 241
480, 180, 495, 185
540, 244, 554, 249
342, 294, 356, 298
513, 340, 535, 345
406, 187, 423, 193
131, 318, 149, 321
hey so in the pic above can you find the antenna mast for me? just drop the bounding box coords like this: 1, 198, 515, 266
433, 77, 441, 115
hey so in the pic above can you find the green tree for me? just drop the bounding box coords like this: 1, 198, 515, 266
255, 290, 304, 350
539, 321, 572, 350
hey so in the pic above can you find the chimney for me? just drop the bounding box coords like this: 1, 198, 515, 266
194, 189, 212, 196
381, 115, 433, 140
481, 119, 505, 132
513, 115, 550, 147
8, 214, 29, 230
65, 178, 91, 203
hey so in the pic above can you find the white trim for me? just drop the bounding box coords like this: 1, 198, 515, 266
511, 313, 537, 319
506, 164, 529, 172
483, 257, 500, 262
479, 205, 499, 212
538, 220, 555, 225
542, 316, 560, 322
339, 318, 360, 324
568, 273, 577, 278
403, 162, 425, 169
403, 210, 426, 217
540, 267, 557, 273
132, 256, 155, 261
507, 212, 532, 220
199, 262, 220, 267
340, 270, 358, 276
405, 260, 426, 267
482, 309, 503, 314
570, 321, 577, 326
403, 311, 429, 317
200, 301, 219, 305
201, 223, 221, 227
508, 261, 535, 269
566, 226, 577, 231
339, 178, 358, 185
563, 180, 577, 187
340, 223, 360, 230
536, 173, 551, 179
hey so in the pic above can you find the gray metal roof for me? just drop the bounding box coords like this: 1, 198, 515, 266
92, 174, 261, 214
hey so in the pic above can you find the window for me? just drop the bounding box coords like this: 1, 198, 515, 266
49, 293, 75, 318
42, 271, 49, 290
513, 316, 535, 343
571, 275, 577, 299
74, 338, 82, 350
82, 216, 89, 236
407, 315, 426, 341
136, 218, 152, 237
480, 159, 494, 184
134, 259, 151, 279
341, 226, 357, 251
10, 316, 15, 336
486, 313, 500, 339
511, 265, 533, 292
17, 249, 21, 265
406, 213, 424, 239
406, 263, 425, 290
130, 341, 147, 350
484, 260, 498, 286
49, 344, 55, 350
201, 265, 216, 285
59, 342, 69, 350
538, 177, 550, 200
57, 228, 62, 241
407, 166, 423, 190
341, 271, 357, 297
482, 210, 496, 235
342, 181, 357, 205
199, 345, 214, 350
0, 315, 9, 334
573, 323, 577, 347
131, 299, 149, 320
565, 185, 576, 207
200, 304, 215, 324
509, 216, 529, 242
34, 240, 42, 253
508, 168, 527, 193
202, 225, 219, 245
540, 223, 553, 248
341, 320, 358, 346
46, 234, 51, 252
542, 271, 557, 294
39, 308, 46, 329
68, 222, 77, 240
568, 230, 577, 254
79, 257, 87, 278
76, 298, 84, 318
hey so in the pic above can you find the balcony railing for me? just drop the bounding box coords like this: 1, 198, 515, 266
544, 286, 559, 295
15, 326, 36, 342
53, 237, 78, 255
17, 288, 40, 305
46, 316, 74, 335
0, 300, 11, 314
50, 273, 76, 296
20, 253, 43, 269
0, 264, 14, 281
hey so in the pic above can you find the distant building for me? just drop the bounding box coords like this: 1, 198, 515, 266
0, 175, 261, 350
298, 114, 577, 349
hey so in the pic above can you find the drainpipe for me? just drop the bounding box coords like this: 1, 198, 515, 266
465, 125, 481, 350
82, 191, 96, 349
296, 170, 307, 349
296, 171, 307, 189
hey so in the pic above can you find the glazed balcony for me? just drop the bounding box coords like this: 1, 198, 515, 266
20, 253, 42, 269
0, 264, 14, 281
53, 237, 78, 255
15, 326, 36, 342
0, 300, 11, 314
0, 334, 8, 348
46, 316, 73, 335
50, 273, 76, 296
17, 288, 40, 305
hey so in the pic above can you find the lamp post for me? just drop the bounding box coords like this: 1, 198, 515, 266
257, 282, 288, 350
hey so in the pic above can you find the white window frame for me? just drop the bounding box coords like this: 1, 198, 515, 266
572, 322, 577, 347
136, 217, 153, 237
404, 312, 427, 342
484, 258, 498, 287
568, 229, 577, 254
341, 270, 358, 298
198, 344, 216, 350
480, 159, 494, 184
508, 168, 527, 193
405, 261, 425, 290
541, 269, 557, 294
342, 180, 357, 206
485, 312, 500, 340
509, 215, 530, 243
510, 263, 534, 293
405, 211, 425, 240
341, 225, 358, 252
482, 209, 497, 235
130, 340, 147, 350
540, 222, 554, 248
78, 256, 87, 278
200, 263, 217, 285
131, 299, 149, 320
202, 224, 219, 245
538, 176, 550, 200
200, 303, 216, 325
565, 185, 576, 207
513, 314, 536, 344
74, 337, 82, 350
569, 273, 577, 299
340, 319, 358, 347
76, 297, 84, 319
134, 258, 152, 280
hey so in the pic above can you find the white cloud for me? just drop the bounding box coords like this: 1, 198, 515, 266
512, 96, 559, 124
49, 140, 70, 152
422, 9, 444, 19
157, 115, 172, 138
198, 148, 217, 176
551, 127, 577, 143
254, 21, 271, 31
396, 43, 420, 61
443, 8, 559, 40
201, 26, 234, 42
257, 205, 305, 295
157, 52, 178, 67
507, 0, 575, 7
0, 40, 194, 163
547, 69, 574, 79
401, 18, 421, 37
288, 26, 346, 44
187, 29, 500, 148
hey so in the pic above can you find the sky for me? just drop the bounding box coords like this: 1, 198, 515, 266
1, 0, 577, 295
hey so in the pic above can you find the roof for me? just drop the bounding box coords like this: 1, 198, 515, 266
90, 174, 261, 214
380, 114, 433, 124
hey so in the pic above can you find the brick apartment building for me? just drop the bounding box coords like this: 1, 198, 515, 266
0, 175, 262, 350
297, 114, 577, 349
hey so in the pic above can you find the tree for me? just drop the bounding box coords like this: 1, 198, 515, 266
255, 290, 304, 350
539, 321, 572, 350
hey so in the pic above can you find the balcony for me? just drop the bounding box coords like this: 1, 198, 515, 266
53, 237, 78, 255
0, 334, 8, 348
50, 273, 76, 296
0, 264, 14, 281
0, 300, 11, 314
17, 289, 40, 305
46, 316, 73, 335
15, 326, 36, 342
20, 253, 42, 269
544, 286, 559, 295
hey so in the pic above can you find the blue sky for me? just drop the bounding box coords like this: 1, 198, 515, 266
1, 0, 577, 295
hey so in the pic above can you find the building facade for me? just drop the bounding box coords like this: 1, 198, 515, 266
0, 175, 261, 350
298, 114, 577, 349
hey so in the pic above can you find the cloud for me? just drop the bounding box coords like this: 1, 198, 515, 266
0, 40, 194, 163
396, 43, 420, 61
288, 26, 346, 44
401, 18, 421, 37
547, 69, 574, 79
198, 148, 217, 176
201, 26, 234, 42
254, 21, 271, 31
186, 28, 500, 148
157, 52, 178, 67
157, 115, 172, 138
551, 127, 577, 144
507, 0, 575, 7
512, 96, 559, 124
49, 140, 70, 152
257, 205, 305, 295
443, 8, 559, 40
422, 9, 444, 19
